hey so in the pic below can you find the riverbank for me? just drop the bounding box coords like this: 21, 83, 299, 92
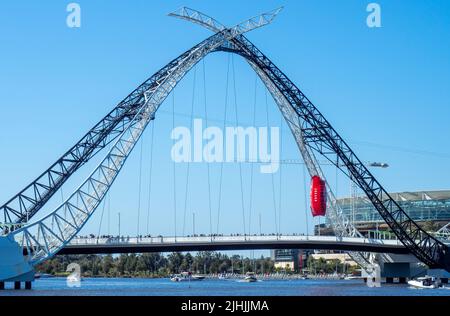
37, 272, 358, 281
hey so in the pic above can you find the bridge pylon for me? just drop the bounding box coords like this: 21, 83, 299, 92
0, 237, 34, 285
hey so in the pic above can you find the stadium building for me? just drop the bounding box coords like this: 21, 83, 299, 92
272, 190, 450, 270
321, 190, 450, 236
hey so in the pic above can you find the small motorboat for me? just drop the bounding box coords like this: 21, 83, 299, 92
171, 272, 204, 282
243, 272, 257, 283
170, 274, 182, 282
34, 273, 54, 279
191, 274, 205, 281
408, 276, 439, 289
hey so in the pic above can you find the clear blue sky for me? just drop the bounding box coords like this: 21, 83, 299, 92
0, 1, 450, 243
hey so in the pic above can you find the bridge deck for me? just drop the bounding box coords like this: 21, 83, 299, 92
57, 235, 412, 255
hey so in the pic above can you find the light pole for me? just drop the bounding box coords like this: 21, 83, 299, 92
118, 212, 121, 237
193, 212, 196, 236
350, 162, 389, 227
259, 213, 262, 235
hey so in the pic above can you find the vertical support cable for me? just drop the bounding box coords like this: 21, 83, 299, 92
137, 134, 144, 239
202, 59, 213, 239
278, 110, 283, 234
265, 88, 279, 237
182, 66, 197, 236
216, 55, 231, 234
97, 196, 107, 240
303, 164, 309, 236
172, 91, 177, 241
248, 74, 258, 235
146, 122, 155, 234
107, 193, 111, 236
231, 55, 247, 238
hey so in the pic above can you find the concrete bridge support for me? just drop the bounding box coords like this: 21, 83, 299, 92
0, 237, 35, 287
378, 253, 427, 283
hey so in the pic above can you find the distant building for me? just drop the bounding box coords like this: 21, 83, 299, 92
310, 253, 358, 266
271, 249, 309, 272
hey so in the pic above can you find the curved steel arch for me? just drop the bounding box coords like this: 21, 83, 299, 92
3, 9, 449, 272
0, 8, 283, 235
7, 21, 278, 266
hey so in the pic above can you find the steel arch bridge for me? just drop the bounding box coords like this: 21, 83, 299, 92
0, 7, 449, 283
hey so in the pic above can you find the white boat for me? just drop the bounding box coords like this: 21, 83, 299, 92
171, 272, 204, 282
408, 276, 439, 289
191, 274, 205, 281
243, 272, 257, 282
344, 275, 362, 280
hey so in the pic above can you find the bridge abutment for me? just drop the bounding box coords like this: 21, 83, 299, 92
377, 253, 429, 282
0, 237, 35, 285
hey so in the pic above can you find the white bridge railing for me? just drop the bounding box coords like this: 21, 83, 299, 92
67, 234, 404, 247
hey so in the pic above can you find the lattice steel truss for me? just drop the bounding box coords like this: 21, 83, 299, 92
0, 41, 207, 232
8, 13, 278, 265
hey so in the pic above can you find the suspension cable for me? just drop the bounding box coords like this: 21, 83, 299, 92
172, 91, 177, 240
137, 133, 144, 238
248, 73, 258, 235
107, 192, 111, 236
97, 193, 108, 239
216, 55, 231, 234
182, 66, 197, 236
231, 55, 247, 237
278, 110, 283, 234
303, 164, 309, 235
265, 88, 279, 236
146, 121, 155, 234
202, 59, 213, 238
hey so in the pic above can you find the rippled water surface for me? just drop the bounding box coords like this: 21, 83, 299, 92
2, 277, 450, 296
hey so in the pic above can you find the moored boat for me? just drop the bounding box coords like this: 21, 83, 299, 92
407, 276, 439, 289
171, 272, 205, 282
243, 272, 257, 282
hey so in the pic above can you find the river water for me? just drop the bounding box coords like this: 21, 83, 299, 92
1, 278, 450, 296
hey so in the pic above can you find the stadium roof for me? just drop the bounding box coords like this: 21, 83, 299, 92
337, 190, 450, 204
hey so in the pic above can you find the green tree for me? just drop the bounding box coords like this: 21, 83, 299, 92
168, 252, 184, 273
102, 255, 114, 275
